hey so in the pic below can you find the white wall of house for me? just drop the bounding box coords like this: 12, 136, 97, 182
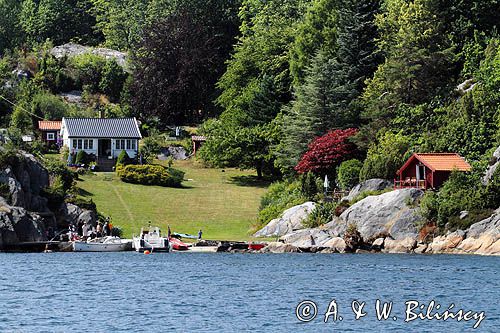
63, 137, 138, 158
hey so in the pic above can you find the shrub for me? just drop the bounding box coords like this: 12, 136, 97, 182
43, 159, 76, 191
116, 164, 184, 187
41, 176, 65, 211
140, 136, 163, 164
359, 131, 412, 181
257, 179, 306, 226
116, 150, 131, 166
337, 159, 362, 190
300, 171, 321, 200
295, 128, 358, 175
75, 150, 88, 165
304, 202, 336, 228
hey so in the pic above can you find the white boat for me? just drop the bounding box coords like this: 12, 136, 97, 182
132, 227, 170, 252
73, 236, 130, 252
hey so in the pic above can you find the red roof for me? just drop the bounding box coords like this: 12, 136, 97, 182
38, 120, 62, 131
397, 153, 472, 174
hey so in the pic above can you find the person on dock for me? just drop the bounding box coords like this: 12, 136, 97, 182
103, 219, 110, 236
96, 222, 103, 238
82, 222, 90, 241
198, 229, 203, 240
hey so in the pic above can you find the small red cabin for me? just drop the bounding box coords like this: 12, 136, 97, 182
395, 153, 471, 190
38, 120, 62, 145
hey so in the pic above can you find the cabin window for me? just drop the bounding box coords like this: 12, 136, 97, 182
131, 140, 136, 150
72, 139, 77, 149
46, 133, 55, 140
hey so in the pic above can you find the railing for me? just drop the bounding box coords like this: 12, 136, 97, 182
394, 179, 427, 189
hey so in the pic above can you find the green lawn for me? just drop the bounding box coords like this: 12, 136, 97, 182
76, 160, 269, 241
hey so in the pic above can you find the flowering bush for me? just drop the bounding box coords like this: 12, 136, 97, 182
295, 128, 358, 174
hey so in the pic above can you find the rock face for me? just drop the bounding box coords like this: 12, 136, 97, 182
483, 145, 500, 184
0, 152, 49, 212
0, 198, 46, 249
331, 189, 424, 241
50, 43, 128, 69
253, 202, 316, 237
59, 203, 96, 228
342, 179, 392, 202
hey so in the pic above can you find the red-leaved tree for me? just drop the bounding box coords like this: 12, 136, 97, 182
295, 128, 358, 174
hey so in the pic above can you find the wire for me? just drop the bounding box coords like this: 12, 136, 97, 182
0, 94, 45, 120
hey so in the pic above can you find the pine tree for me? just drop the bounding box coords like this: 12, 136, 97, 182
275, 0, 381, 173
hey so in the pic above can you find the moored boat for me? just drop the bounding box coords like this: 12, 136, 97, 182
169, 237, 190, 251
132, 227, 170, 252
73, 236, 130, 252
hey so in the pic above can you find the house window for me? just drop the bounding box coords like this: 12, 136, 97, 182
77, 139, 82, 149
126, 139, 136, 150
116, 139, 126, 150
72, 139, 77, 149
83, 139, 94, 150
47, 133, 55, 141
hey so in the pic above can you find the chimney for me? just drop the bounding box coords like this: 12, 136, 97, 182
99, 109, 105, 118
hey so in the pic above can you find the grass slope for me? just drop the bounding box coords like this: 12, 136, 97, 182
77, 160, 268, 240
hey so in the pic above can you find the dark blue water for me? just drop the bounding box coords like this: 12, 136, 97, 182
0, 253, 498, 332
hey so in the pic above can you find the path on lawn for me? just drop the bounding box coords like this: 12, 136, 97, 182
111, 183, 135, 221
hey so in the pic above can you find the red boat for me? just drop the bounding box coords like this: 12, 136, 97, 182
169, 237, 190, 251
248, 243, 266, 251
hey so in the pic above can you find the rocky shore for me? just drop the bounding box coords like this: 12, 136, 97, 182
255, 182, 500, 256
0, 151, 96, 251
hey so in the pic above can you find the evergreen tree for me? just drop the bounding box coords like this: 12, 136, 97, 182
275, 0, 381, 173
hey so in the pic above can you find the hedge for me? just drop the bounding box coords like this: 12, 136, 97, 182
116, 164, 184, 187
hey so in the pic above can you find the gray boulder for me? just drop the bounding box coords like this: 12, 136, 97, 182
0, 198, 46, 248
483, 146, 500, 184
51, 43, 128, 69
342, 179, 392, 202
330, 189, 424, 241
253, 202, 316, 237
280, 228, 333, 248
158, 146, 188, 161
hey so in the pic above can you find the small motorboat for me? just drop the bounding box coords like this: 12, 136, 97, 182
169, 237, 190, 251
132, 227, 170, 252
248, 243, 266, 251
73, 236, 130, 252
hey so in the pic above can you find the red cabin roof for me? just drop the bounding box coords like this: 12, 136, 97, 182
38, 120, 62, 131
397, 153, 471, 175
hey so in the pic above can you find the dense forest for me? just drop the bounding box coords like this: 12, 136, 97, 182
0, 0, 499, 232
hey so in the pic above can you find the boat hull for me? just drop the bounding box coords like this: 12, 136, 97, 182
73, 241, 128, 252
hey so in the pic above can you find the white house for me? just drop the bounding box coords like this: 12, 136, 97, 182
60, 117, 142, 161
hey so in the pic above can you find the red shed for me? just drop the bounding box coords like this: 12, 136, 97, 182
395, 153, 471, 190
38, 120, 62, 145
192, 135, 206, 156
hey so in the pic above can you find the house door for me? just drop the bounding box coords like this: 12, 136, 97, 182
98, 139, 111, 157
416, 164, 426, 188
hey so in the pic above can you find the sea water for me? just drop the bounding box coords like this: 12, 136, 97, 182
0, 253, 498, 332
